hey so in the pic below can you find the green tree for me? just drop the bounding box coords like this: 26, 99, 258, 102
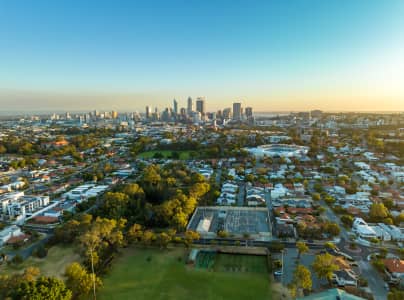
127, 223, 143, 244
80, 217, 125, 299
65, 262, 102, 298
292, 264, 312, 296
14, 276, 72, 300
184, 230, 200, 248
340, 215, 353, 227
369, 203, 389, 221
324, 222, 341, 237
156, 232, 172, 249
296, 241, 309, 259
324, 242, 336, 250
0, 144, 6, 154
141, 230, 156, 246
311, 193, 321, 201
312, 253, 339, 285
388, 290, 404, 300
98, 192, 129, 220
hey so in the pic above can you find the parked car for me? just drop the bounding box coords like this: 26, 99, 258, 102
274, 270, 283, 276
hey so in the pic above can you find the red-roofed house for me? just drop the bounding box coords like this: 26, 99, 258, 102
384, 258, 404, 283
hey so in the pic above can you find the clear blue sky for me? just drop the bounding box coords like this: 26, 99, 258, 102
1, 0, 404, 112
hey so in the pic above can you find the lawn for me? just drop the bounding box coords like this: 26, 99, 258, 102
137, 150, 192, 160
214, 253, 268, 273
0, 245, 80, 278
100, 247, 276, 300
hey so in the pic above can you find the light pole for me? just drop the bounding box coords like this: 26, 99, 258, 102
281, 249, 284, 284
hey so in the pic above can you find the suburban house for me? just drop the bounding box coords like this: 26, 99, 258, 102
384, 258, 404, 284
0, 225, 24, 246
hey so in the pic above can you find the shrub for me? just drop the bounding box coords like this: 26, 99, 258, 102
34, 245, 48, 258
11, 254, 23, 264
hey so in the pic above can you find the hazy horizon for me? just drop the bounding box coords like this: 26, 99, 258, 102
1, 1, 404, 112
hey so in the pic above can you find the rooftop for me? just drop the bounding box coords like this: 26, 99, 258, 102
384, 258, 404, 274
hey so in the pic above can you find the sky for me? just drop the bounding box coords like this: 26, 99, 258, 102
0, 0, 404, 113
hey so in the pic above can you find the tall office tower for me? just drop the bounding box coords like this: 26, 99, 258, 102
94, 110, 99, 117
180, 107, 186, 118
216, 110, 222, 120
245, 107, 254, 124
161, 108, 171, 122
187, 96, 193, 116
196, 97, 206, 116
145, 106, 151, 120
84, 113, 90, 123
112, 110, 118, 119
173, 99, 178, 115
232, 102, 242, 120
245, 107, 253, 118
222, 107, 231, 119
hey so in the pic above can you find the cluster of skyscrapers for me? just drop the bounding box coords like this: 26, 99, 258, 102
48, 98, 254, 126
145, 97, 254, 125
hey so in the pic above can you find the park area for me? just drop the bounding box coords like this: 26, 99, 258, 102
137, 150, 193, 160
0, 245, 80, 278
100, 247, 276, 300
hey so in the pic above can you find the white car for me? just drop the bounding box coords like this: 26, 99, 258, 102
274, 270, 283, 276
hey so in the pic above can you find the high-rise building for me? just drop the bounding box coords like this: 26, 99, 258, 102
245, 107, 253, 118
187, 97, 193, 116
196, 97, 206, 116
173, 99, 178, 115
232, 102, 242, 120
245, 107, 254, 124
222, 107, 231, 119
112, 110, 118, 119
145, 106, 151, 120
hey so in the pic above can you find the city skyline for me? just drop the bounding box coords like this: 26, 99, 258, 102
1, 1, 404, 112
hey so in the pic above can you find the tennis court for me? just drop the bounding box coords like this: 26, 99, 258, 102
195, 251, 268, 274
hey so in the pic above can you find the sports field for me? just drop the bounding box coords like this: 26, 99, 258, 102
100, 247, 276, 300
137, 150, 192, 160
195, 251, 268, 273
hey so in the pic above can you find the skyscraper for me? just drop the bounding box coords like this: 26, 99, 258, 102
222, 108, 231, 119
173, 99, 178, 115
145, 106, 151, 120
187, 97, 193, 116
245, 107, 254, 124
232, 102, 242, 120
245, 107, 253, 118
196, 97, 206, 116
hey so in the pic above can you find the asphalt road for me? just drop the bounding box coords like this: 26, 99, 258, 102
358, 260, 387, 300
2, 234, 51, 260
322, 201, 388, 300
237, 182, 245, 206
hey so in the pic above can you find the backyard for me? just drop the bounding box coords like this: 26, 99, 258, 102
100, 247, 276, 300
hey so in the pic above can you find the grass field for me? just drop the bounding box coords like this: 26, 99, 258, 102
137, 150, 192, 160
100, 247, 276, 300
214, 253, 268, 273
0, 245, 80, 278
